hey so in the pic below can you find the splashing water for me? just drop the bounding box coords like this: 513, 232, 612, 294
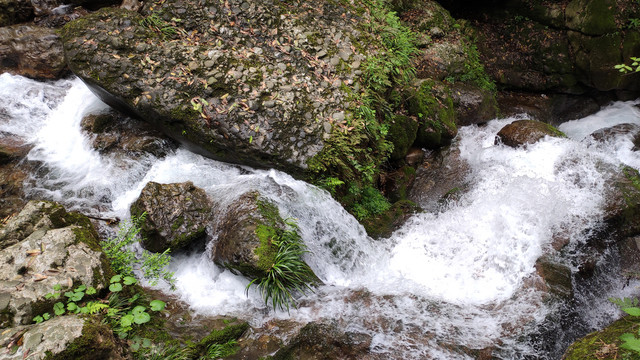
2, 73, 640, 358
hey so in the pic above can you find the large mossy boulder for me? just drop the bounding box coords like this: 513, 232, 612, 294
0, 200, 113, 327
495, 119, 566, 147
59, 1, 373, 176
130, 181, 212, 253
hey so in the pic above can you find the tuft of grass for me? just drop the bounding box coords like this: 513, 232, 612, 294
247, 220, 317, 312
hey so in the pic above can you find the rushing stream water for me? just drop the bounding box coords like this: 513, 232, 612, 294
2, 73, 640, 358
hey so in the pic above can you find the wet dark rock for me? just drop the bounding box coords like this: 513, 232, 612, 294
619, 235, 640, 279
381, 165, 417, 203
0, 0, 33, 27
535, 256, 573, 299
271, 321, 373, 360
601, 166, 640, 239
0, 25, 66, 79
0, 200, 112, 327
497, 92, 603, 125
408, 146, 470, 212
80, 110, 178, 158
450, 82, 498, 126
0, 135, 32, 220
590, 123, 640, 143
0, 135, 30, 165
495, 119, 566, 148
130, 181, 212, 253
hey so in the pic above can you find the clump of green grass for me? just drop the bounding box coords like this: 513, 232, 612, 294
247, 220, 317, 312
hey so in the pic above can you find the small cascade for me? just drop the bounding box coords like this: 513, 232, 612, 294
2, 73, 640, 358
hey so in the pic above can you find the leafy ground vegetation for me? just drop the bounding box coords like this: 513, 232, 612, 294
27, 214, 247, 360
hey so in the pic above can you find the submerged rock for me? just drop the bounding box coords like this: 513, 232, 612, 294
0, 200, 112, 327
130, 181, 212, 253
590, 123, 640, 143
535, 256, 573, 299
0, 25, 67, 79
495, 119, 566, 147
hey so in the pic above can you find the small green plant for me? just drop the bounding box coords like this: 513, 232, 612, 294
247, 219, 317, 312
629, 18, 640, 29
610, 297, 640, 354
615, 57, 640, 73
34, 275, 166, 341
318, 177, 345, 195
139, 13, 184, 40
349, 185, 392, 220
102, 212, 176, 288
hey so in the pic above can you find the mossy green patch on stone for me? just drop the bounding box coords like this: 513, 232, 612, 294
563, 315, 640, 359
43, 319, 121, 360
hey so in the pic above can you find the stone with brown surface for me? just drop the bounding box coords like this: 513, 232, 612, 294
495, 119, 565, 148
130, 181, 212, 253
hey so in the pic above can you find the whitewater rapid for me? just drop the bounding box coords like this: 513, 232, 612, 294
2, 73, 640, 358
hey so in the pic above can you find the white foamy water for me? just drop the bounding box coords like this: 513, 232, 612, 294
2, 73, 640, 359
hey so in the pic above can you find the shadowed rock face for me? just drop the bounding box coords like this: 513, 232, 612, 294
445, 0, 640, 95
0, 25, 67, 79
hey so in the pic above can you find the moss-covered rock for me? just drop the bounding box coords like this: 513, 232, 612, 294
211, 191, 316, 282
408, 80, 458, 149
565, 0, 617, 36
495, 119, 566, 148
0, 316, 125, 360
563, 315, 640, 359
387, 115, 418, 161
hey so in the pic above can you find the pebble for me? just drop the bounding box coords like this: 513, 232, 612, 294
332, 112, 345, 122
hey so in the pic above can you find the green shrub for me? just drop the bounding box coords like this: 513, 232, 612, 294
102, 212, 175, 288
